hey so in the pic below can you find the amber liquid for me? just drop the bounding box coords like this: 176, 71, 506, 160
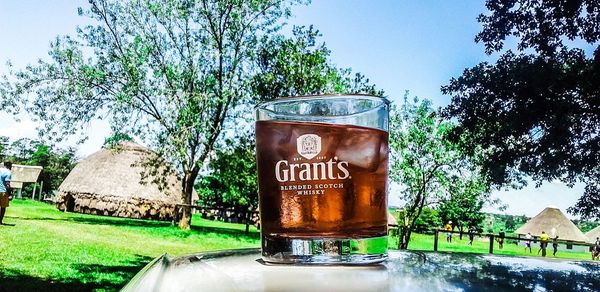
256, 120, 388, 239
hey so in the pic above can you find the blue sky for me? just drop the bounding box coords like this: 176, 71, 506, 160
0, 0, 586, 218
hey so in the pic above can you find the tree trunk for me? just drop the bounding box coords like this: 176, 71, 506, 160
459, 226, 463, 240
178, 171, 197, 230
399, 223, 413, 250
398, 214, 413, 249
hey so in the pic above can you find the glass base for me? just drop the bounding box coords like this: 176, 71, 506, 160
261, 234, 388, 265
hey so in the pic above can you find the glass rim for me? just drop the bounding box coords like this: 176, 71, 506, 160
255, 94, 389, 118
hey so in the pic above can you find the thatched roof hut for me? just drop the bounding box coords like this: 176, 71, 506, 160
515, 206, 588, 242
56, 142, 197, 221
585, 225, 600, 243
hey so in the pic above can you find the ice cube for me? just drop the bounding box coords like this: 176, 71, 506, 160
335, 129, 382, 171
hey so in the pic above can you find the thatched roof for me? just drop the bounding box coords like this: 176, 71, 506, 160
56, 142, 197, 220
585, 225, 600, 243
515, 206, 588, 242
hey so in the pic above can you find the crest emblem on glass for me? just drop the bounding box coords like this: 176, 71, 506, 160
255, 95, 389, 264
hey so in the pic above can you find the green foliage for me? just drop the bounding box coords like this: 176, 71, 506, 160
573, 219, 600, 233
475, 0, 600, 56
202, 24, 382, 213
103, 132, 134, 148
0, 137, 77, 196
438, 177, 489, 233
0, 0, 306, 229
394, 207, 442, 233
442, 0, 600, 220
196, 135, 258, 210
0, 136, 9, 160
483, 213, 529, 234
251, 25, 384, 100
389, 94, 490, 249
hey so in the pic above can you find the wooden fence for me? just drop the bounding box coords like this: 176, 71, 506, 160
433, 229, 591, 254
172, 204, 259, 235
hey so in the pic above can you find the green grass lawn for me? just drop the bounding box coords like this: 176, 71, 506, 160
0, 199, 260, 291
1, 200, 596, 292
389, 232, 594, 261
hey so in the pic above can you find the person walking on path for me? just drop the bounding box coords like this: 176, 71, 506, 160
524, 232, 533, 253
552, 236, 559, 256
539, 231, 549, 257
445, 221, 453, 243
497, 229, 506, 249
0, 161, 13, 225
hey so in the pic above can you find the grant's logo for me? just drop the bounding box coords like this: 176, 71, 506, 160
297, 134, 321, 160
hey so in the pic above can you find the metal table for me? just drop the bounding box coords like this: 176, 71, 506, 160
123, 248, 600, 291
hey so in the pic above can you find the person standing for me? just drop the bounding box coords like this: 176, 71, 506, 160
445, 221, 453, 243
498, 229, 506, 249
524, 232, 533, 253
539, 231, 549, 257
468, 226, 475, 245
593, 237, 600, 260
552, 236, 559, 256
0, 161, 13, 225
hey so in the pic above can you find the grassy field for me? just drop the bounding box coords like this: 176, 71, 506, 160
1, 200, 596, 291
0, 200, 260, 291
389, 232, 594, 261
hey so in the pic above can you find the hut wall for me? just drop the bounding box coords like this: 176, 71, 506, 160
56, 192, 176, 221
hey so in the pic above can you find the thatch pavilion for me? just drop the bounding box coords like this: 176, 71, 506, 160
56, 142, 196, 221
585, 225, 600, 243
515, 206, 588, 243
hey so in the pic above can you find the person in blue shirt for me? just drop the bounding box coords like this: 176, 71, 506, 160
0, 161, 13, 225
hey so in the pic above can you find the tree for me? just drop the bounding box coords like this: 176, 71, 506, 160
0, 136, 9, 160
395, 207, 442, 233
504, 215, 516, 233
198, 25, 383, 214
0, 136, 77, 196
196, 134, 258, 211
438, 176, 489, 238
0, 0, 303, 229
251, 25, 384, 101
103, 132, 134, 148
9, 138, 37, 161
390, 95, 489, 249
441, 0, 600, 219
29, 144, 78, 196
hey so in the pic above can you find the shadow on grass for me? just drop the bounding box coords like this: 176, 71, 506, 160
189, 225, 260, 240
8, 215, 260, 240
0, 255, 152, 292
8, 215, 171, 228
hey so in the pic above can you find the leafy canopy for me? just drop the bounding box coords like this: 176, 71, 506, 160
0, 0, 304, 229
442, 0, 600, 219
390, 95, 490, 249
197, 25, 383, 212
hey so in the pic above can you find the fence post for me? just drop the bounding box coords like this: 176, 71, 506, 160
489, 234, 494, 254
39, 181, 43, 200
245, 211, 251, 235
172, 205, 180, 225
434, 230, 439, 251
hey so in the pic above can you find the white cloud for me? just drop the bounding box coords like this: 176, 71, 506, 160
0, 118, 39, 140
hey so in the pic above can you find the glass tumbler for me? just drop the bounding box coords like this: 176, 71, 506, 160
255, 94, 389, 264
